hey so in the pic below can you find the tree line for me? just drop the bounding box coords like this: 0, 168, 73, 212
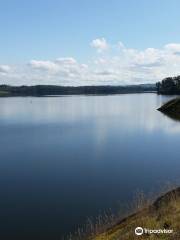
0, 84, 156, 96
156, 76, 180, 94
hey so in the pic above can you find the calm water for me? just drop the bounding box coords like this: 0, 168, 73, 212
0, 93, 180, 239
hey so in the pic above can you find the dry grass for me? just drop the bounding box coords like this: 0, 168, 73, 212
92, 187, 180, 240
67, 186, 180, 240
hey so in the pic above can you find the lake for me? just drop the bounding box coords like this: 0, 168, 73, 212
0, 93, 180, 239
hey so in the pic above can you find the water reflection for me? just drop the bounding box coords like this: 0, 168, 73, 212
0, 94, 179, 134
0, 94, 180, 239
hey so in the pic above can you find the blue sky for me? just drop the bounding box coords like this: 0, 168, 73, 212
1, 0, 180, 85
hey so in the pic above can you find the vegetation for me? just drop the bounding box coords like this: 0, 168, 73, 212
70, 188, 180, 240
156, 76, 180, 94
92, 187, 180, 240
2, 75, 180, 96
0, 84, 156, 97
66, 186, 180, 240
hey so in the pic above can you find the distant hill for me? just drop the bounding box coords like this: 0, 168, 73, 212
0, 84, 156, 97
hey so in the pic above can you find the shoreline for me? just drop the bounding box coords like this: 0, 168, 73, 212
89, 187, 180, 240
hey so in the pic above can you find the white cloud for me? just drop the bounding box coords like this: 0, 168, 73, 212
55, 57, 77, 64
29, 60, 59, 72
164, 43, 180, 53
1, 40, 180, 86
0, 65, 11, 73
90, 38, 109, 52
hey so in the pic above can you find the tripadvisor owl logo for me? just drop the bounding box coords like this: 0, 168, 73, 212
135, 227, 143, 236
135, 227, 173, 236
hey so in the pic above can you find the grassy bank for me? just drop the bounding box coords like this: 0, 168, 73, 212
70, 187, 180, 240
92, 187, 180, 240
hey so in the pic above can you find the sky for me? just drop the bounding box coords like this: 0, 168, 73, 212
1, 0, 180, 85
